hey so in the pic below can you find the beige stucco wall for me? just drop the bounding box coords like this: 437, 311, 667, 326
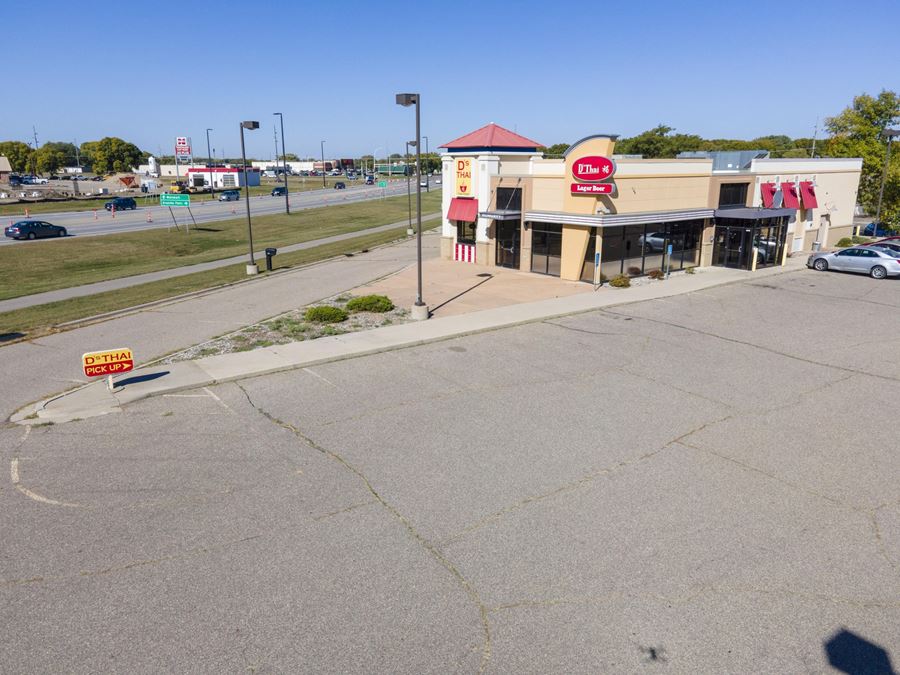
560, 226, 590, 281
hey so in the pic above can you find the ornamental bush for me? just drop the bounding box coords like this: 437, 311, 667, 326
609, 274, 631, 288
836, 237, 853, 247
304, 306, 348, 323
647, 269, 665, 280
346, 294, 394, 313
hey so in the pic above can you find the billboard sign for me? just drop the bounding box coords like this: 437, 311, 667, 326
175, 136, 192, 156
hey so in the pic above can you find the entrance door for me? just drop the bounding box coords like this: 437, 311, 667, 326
495, 220, 520, 269
713, 226, 752, 269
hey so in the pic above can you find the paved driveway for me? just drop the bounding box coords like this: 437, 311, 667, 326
2, 269, 898, 672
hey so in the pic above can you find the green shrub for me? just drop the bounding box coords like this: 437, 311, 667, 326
851, 235, 866, 244
346, 294, 394, 313
647, 269, 665, 280
609, 274, 631, 288
304, 306, 348, 323
627, 266, 642, 276
836, 237, 853, 248
685, 266, 696, 274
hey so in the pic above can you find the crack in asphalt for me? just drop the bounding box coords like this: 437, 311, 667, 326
235, 383, 493, 673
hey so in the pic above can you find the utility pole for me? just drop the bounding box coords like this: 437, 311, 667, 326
810, 118, 818, 158
31, 125, 39, 175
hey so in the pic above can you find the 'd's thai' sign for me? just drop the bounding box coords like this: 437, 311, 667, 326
82, 348, 134, 377
455, 158, 473, 196
571, 156, 615, 183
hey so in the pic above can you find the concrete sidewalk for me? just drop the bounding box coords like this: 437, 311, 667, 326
0, 213, 439, 313
13, 257, 809, 425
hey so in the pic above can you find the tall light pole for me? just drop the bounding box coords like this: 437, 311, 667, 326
423, 135, 429, 192
396, 92, 427, 320
205, 128, 214, 200
405, 140, 415, 234
373, 146, 382, 176
875, 128, 900, 227
320, 140, 326, 189
240, 120, 260, 275
274, 112, 290, 214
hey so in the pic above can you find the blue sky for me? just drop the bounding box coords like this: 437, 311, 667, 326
5, 0, 898, 160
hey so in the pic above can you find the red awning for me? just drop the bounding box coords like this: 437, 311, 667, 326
799, 181, 818, 209
781, 182, 800, 209
760, 182, 777, 208
448, 197, 478, 222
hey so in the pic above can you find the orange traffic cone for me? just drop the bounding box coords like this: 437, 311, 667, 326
146, 212, 153, 223
93, 209, 98, 220
24, 208, 29, 218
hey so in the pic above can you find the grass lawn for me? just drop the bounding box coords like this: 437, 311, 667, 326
0, 226, 412, 339
0, 190, 440, 302
0, 176, 411, 216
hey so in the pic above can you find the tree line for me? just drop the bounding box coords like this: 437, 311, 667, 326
538, 90, 900, 224
0, 138, 146, 176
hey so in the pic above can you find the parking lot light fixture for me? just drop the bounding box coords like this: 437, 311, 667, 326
274, 113, 290, 214
423, 135, 429, 192
240, 120, 260, 275
320, 140, 326, 189
395, 92, 427, 319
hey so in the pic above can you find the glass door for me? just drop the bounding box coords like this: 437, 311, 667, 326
531, 223, 562, 276
495, 220, 520, 269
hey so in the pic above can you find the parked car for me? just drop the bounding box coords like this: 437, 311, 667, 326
104, 197, 137, 211
334, 182, 346, 190
271, 186, 286, 197
5, 220, 67, 240
639, 232, 668, 252
862, 222, 893, 237
218, 190, 240, 201
90, 176, 104, 182
807, 245, 900, 279
420, 179, 428, 188
364, 176, 374, 185
862, 240, 900, 254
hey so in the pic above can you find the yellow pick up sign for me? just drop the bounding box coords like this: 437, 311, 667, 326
82, 348, 135, 378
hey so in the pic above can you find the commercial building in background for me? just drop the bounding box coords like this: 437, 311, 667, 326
0, 155, 11, 182
439, 124, 861, 279
185, 166, 261, 189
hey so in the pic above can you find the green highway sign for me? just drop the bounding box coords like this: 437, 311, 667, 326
377, 181, 387, 188
160, 193, 190, 207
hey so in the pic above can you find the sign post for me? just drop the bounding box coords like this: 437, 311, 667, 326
666, 243, 673, 278
160, 193, 192, 232
82, 348, 134, 391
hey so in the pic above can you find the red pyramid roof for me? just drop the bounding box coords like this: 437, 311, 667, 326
440, 123, 542, 150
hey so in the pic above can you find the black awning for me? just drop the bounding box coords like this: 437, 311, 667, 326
480, 209, 521, 221
714, 207, 795, 220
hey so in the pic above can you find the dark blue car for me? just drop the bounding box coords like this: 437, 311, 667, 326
863, 222, 893, 237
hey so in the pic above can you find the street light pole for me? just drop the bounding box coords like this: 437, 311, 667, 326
396, 92, 427, 320
274, 112, 290, 214
205, 128, 214, 200
320, 140, 327, 189
405, 140, 415, 234
423, 135, 429, 192
240, 120, 260, 275
875, 128, 900, 227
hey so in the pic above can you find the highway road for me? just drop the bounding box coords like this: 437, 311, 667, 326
1, 180, 440, 245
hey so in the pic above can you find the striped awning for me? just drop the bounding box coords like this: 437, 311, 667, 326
523, 208, 714, 228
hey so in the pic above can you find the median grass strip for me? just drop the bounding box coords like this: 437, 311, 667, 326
0, 226, 411, 338
0, 190, 440, 301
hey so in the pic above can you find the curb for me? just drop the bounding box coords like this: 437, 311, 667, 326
9, 260, 810, 426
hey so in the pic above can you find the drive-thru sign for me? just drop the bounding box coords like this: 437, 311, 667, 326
82, 348, 134, 389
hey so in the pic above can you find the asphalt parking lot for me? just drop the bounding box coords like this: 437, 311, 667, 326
2, 268, 899, 672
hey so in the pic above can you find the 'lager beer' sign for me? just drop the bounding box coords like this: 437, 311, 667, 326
455, 158, 473, 196
82, 348, 135, 377
570, 155, 616, 195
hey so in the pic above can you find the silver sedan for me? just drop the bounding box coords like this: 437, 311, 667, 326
807, 245, 900, 279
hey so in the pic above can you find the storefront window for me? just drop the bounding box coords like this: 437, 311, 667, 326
580, 227, 598, 282
623, 225, 646, 277
718, 183, 749, 208
456, 220, 476, 245
600, 226, 625, 278
496, 187, 522, 211
531, 222, 562, 276
599, 219, 705, 278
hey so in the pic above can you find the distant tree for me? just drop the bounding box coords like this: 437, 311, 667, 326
538, 143, 570, 157
34, 141, 77, 174
781, 148, 809, 158
614, 125, 703, 158
80, 137, 145, 174
283, 153, 299, 161
824, 90, 900, 223
0, 140, 34, 172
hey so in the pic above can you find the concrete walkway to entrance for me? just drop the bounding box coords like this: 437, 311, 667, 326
13, 255, 810, 425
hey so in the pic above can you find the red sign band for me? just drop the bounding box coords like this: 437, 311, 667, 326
84, 360, 134, 377
571, 183, 613, 194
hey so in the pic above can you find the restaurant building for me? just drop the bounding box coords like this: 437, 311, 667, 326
439, 124, 862, 281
